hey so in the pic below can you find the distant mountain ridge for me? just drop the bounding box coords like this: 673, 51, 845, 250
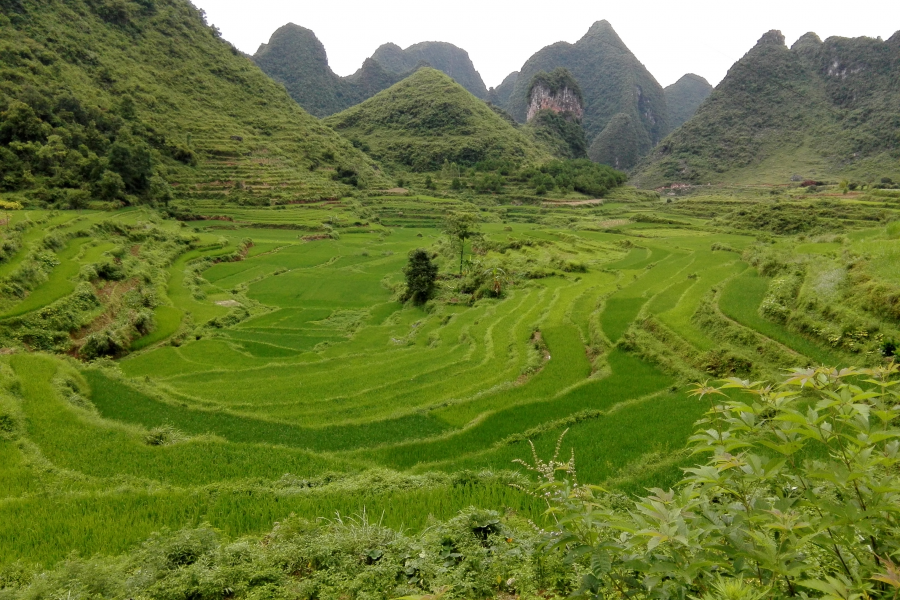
664, 74, 712, 129
634, 29, 900, 186
487, 72, 519, 106
253, 25, 489, 116
505, 21, 670, 170
370, 42, 488, 98
253, 24, 407, 118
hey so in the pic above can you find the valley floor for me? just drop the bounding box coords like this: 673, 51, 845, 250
1, 189, 898, 567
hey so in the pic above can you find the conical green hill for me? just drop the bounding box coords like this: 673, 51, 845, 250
323, 68, 551, 171
633, 29, 900, 187
0, 1, 382, 205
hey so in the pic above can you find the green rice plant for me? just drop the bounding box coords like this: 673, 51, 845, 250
429, 387, 699, 486
719, 269, 845, 365
8, 355, 357, 487
0, 238, 91, 318
600, 297, 646, 342
656, 260, 747, 351
646, 278, 695, 315
130, 305, 183, 350
371, 349, 671, 469
83, 371, 452, 452
0, 478, 543, 568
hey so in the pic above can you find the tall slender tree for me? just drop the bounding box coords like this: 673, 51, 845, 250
443, 212, 481, 276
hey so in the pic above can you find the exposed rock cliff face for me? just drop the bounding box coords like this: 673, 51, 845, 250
525, 68, 584, 121
527, 84, 583, 121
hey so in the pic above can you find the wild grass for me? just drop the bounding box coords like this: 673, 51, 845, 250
0, 478, 542, 567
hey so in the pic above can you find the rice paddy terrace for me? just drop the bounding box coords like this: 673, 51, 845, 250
2, 189, 900, 567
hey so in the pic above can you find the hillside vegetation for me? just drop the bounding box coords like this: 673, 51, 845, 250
324, 69, 551, 171
0, 0, 381, 208
635, 30, 900, 186
663, 73, 712, 129
505, 21, 669, 170
486, 70, 519, 106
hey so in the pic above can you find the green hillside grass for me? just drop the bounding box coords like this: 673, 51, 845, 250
323, 69, 551, 172
0, 0, 382, 207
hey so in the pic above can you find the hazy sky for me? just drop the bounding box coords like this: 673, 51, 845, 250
193, 0, 899, 89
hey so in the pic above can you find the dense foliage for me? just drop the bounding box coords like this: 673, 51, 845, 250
635, 30, 900, 186
521, 159, 626, 196
543, 365, 900, 599
403, 247, 438, 303
506, 21, 670, 170
525, 110, 589, 160
0, 0, 379, 206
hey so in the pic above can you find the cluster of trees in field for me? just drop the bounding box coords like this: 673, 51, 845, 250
430, 158, 626, 197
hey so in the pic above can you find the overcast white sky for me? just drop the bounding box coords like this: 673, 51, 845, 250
193, 0, 899, 89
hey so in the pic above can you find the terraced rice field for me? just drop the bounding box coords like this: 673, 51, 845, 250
0, 206, 866, 566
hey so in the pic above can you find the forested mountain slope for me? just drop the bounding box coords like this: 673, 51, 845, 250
486, 71, 519, 107
252, 23, 407, 117
505, 21, 669, 170
664, 73, 712, 129
634, 30, 900, 186
0, 1, 381, 207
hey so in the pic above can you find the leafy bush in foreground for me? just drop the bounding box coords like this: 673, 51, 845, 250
542, 364, 900, 599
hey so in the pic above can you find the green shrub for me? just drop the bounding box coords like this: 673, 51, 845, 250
540, 365, 900, 599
